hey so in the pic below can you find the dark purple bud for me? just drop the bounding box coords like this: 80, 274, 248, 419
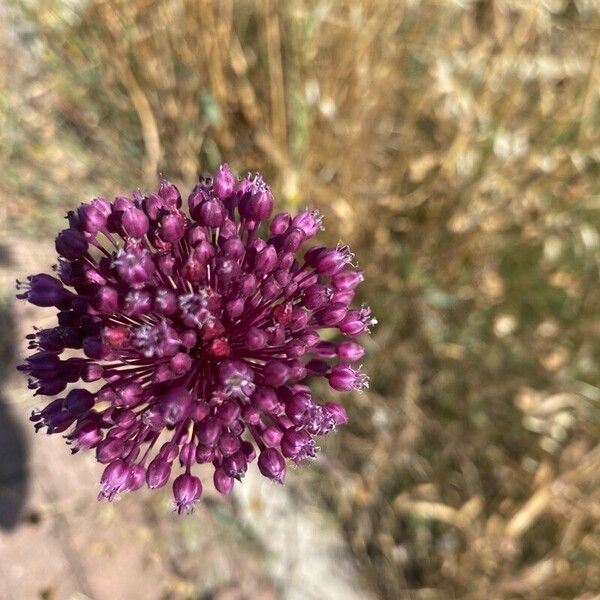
299, 330, 320, 347
324, 402, 348, 425
281, 227, 305, 253
114, 409, 136, 428
266, 323, 286, 346
159, 387, 192, 425
332, 290, 354, 305
121, 207, 149, 238
314, 302, 347, 326
64, 389, 95, 415
159, 179, 181, 207
218, 401, 241, 425
226, 298, 244, 319
281, 429, 316, 463
197, 417, 221, 447
98, 459, 129, 501
262, 426, 283, 447
219, 432, 241, 456
16, 274, 71, 307
245, 327, 267, 350
96, 438, 125, 464
313, 245, 354, 276
72, 422, 103, 449
160, 212, 186, 242
77, 202, 106, 234
56, 229, 88, 260
115, 382, 144, 408
221, 236, 245, 259
290, 308, 309, 332
338, 341, 365, 362
315, 341, 337, 359
241, 440, 256, 463
255, 245, 278, 273
196, 444, 215, 463
291, 209, 322, 238
159, 442, 179, 463
258, 448, 286, 483
82, 362, 103, 382
328, 364, 369, 391
270, 212, 291, 235
262, 361, 289, 387
146, 457, 172, 489
173, 473, 202, 514
191, 402, 210, 422
261, 276, 282, 301
126, 465, 146, 492
198, 198, 225, 228
274, 268, 292, 287
83, 335, 106, 360
239, 176, 273, 221
187, 224, 208, 246
302, 284, 332, 310
284, 339, 306, 358
332, 270, 364, 291
193, 240, 215, 264
339, 307, 376, 335
251, 386, 279, 413
285, 391, 312, 425
306, 359, 329, 376
214, 163, 236, 200
222, 450, 248, 480
113, 196, 133, 212
237, 273, 258, 297
213, 468, 234, 495
143, 193, 166, 220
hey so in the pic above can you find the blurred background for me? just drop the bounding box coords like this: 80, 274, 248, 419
1, 1, 599, 599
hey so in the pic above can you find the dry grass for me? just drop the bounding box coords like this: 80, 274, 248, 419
2, 0, 600, 598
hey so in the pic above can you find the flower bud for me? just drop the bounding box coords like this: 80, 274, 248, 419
56, 229, 88, 260
270, 212, 291, 235
126, 464, 146, 492
214, 163, 236, 200
328, 364, 369, 391
213, 468, 234, 495
314, 302, 347, 326
173, 473, 202, 514
338, 341, 365, 362
99, 459, 129, 500
160, 211, 186, 242
121, 207, 149, 238
196, 417, 221, 447
159, 387, 192, 425
146, 457, 172, 489
258, 448, 286, 483
262, 360, 289, 387
291, 209, 322, 238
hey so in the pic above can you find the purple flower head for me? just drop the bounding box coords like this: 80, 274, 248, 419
17, 164, 372, 511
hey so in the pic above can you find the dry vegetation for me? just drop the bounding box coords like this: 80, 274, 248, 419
1, 0, 600, 598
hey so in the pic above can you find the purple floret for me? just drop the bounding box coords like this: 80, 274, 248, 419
17, 163, 372, 511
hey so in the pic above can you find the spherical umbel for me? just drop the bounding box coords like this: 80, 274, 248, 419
17, 164, 372, 512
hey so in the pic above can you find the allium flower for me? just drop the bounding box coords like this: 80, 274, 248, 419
17, 164, 373, 511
